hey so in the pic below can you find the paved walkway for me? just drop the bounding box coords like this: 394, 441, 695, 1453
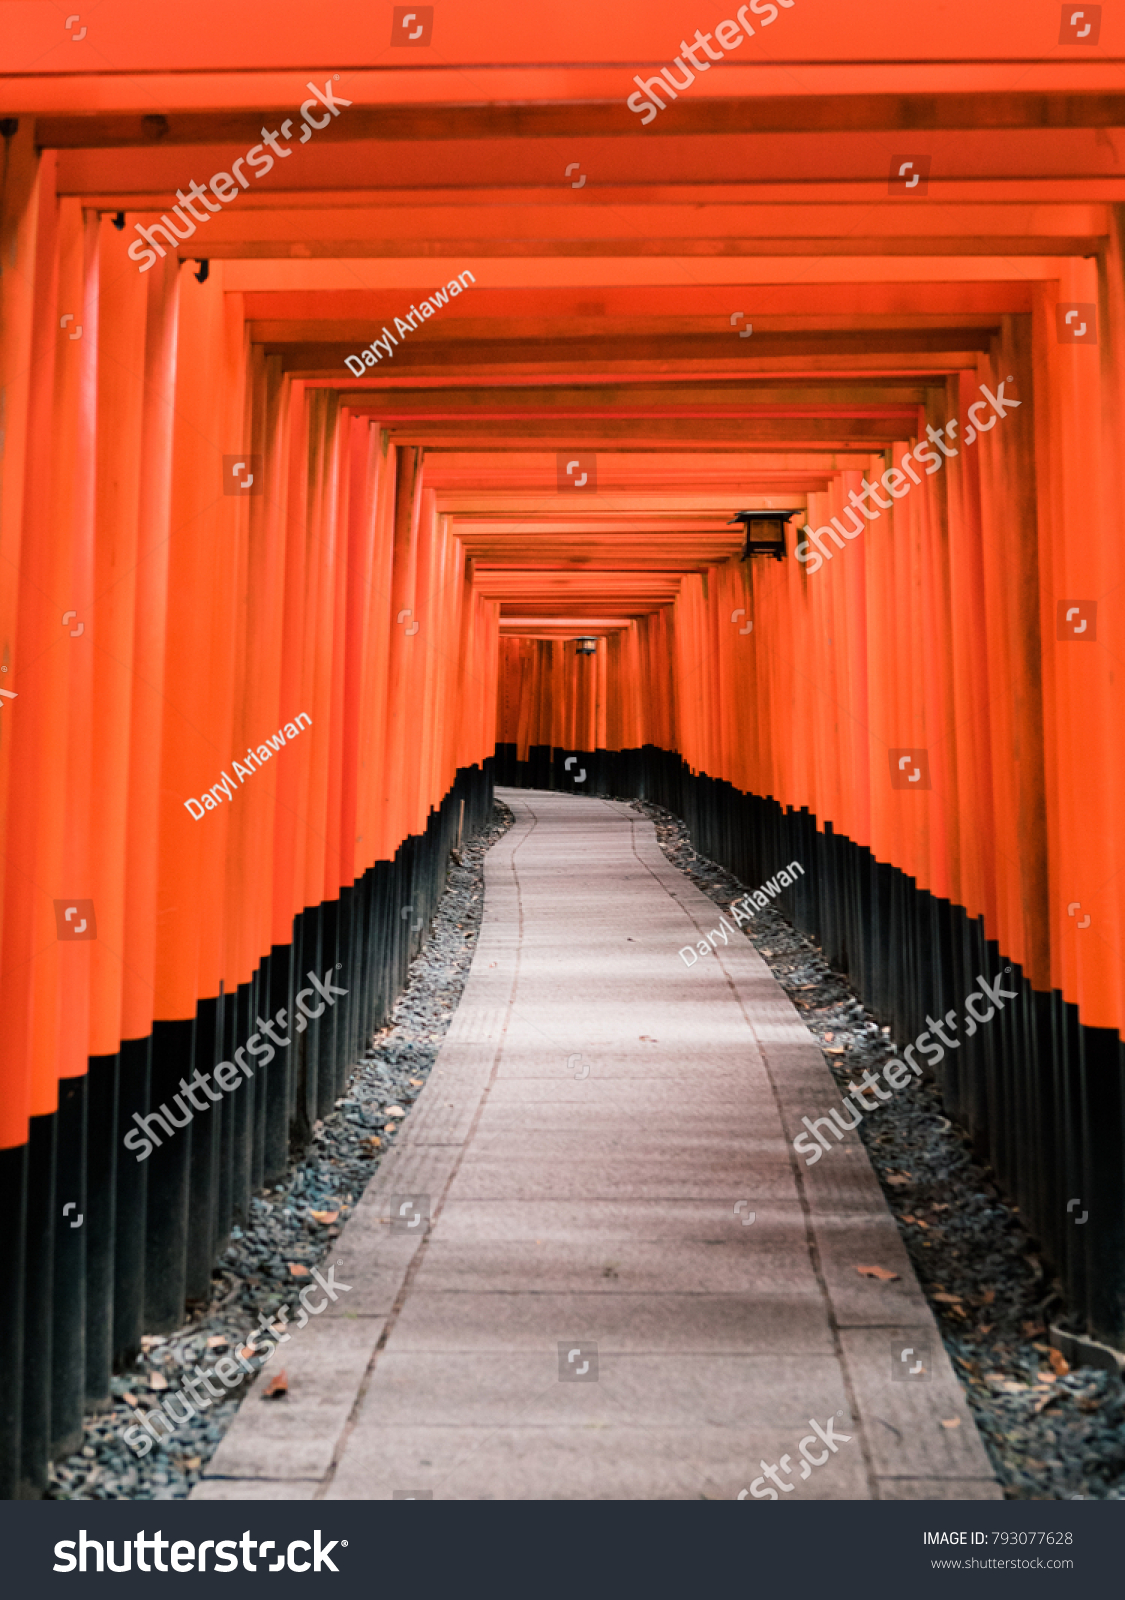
195, 790, 1000, 1501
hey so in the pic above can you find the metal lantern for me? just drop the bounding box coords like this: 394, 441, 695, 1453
728, 509, 803, 562
575, 637, 598, 655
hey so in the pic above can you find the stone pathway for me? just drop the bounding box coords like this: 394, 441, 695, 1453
193, 790, 1000, 1501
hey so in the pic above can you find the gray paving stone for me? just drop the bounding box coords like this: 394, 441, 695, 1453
809, 1214, 935, 1326
475, 1103, 777, 1136
202, 1318, 383, 1481
195, 790, 998, 1503
411, 1227, 819, 1296
324, 1422, 871, 1501
330, 1350, 851, 1429
190, 1479, 321, 1500
445, 1149, 798, 1202
837, 1326, 996, 1482
878, 1477, 1005, 1501
484, 1078, 779, 1112
385, 1289, 835, 1354
432, 1197, 809, 1243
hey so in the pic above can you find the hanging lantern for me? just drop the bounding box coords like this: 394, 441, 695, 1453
728, 509, 803, 562
575, 637, 598, 655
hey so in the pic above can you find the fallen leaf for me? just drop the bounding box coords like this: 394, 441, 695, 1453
980, 1288, 996, 1305
309, 1210, 339, 1225
261, 1370, 288, 1400
206, 1335, 228, 1349
179, 1455, 202, 1470
239, 1346, 257, 1362
940, 1418, 961, 1429
1033, 1391, 1061, 1416
148, 1372, 168, 1391
979, 1323, 993, 1335
288, 1262, 311, 1278
931, 1203, 950, 1212
1022, 1320, 1046, 1338
932, 1292, 961, 1304
825, 1046, 845, 1056
122, 1391, 138, 1408
409, 1078, 424, 1087
1049, 1348, 1070, 1377
385, 1105, 405, 1118
855, 1264, 900, 1281
824, 1032, 835, 1042
885, 1173, 911, 1186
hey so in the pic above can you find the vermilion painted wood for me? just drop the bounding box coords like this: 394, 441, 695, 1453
1, 155, 61, 1138
3, 9, 1125, 1160
89, 216, 145, 1058
120, 250, 180, 1044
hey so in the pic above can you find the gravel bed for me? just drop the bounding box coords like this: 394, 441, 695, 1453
47, 799, 514, 1501
632, 797, 1125, 1502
